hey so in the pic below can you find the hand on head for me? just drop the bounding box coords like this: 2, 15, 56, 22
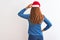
26, 4, 32, 9
26, 1, 40, 9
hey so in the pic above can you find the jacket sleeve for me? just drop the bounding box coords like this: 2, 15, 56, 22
18, 8, 30, 19
43, 16, 52, 31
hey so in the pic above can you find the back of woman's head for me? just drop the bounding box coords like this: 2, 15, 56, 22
30, 7, 44, 24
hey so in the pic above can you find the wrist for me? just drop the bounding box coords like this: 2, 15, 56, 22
26, 7, 29, 9
42, 29, 45, 32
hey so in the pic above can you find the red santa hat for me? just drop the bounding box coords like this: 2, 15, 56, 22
32, 1, 40, 7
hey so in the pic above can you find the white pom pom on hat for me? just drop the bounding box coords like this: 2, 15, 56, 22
32, 1, 40, 7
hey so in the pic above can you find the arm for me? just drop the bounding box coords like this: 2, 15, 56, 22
42, 16, 52, 31
18, 4, 32, 19
18, 8, 30, 19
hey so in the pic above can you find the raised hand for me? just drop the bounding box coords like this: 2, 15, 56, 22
26, 4, 32, 9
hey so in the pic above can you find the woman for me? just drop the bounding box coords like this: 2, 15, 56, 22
18, 1, 52, 40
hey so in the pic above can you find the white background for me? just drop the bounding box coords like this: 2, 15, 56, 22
0, 0, 60, 40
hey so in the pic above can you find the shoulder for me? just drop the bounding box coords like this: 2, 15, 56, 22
43, 15, 47, 20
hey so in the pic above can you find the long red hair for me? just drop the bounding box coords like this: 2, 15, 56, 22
29, 7, 44, 24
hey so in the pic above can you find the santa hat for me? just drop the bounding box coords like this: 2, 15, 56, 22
32, 1, 40, 7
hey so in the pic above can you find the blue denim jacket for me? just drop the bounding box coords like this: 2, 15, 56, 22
18, 8, 52, 35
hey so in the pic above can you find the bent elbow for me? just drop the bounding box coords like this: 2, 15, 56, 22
49, 23, 52, 27
18, 13, 22, 17
18, 13, 20, 16
50, 23, 52, 26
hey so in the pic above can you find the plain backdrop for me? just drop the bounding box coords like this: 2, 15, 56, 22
0, 0, 60, 40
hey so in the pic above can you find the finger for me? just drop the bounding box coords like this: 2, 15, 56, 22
29, 4, 32, 6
